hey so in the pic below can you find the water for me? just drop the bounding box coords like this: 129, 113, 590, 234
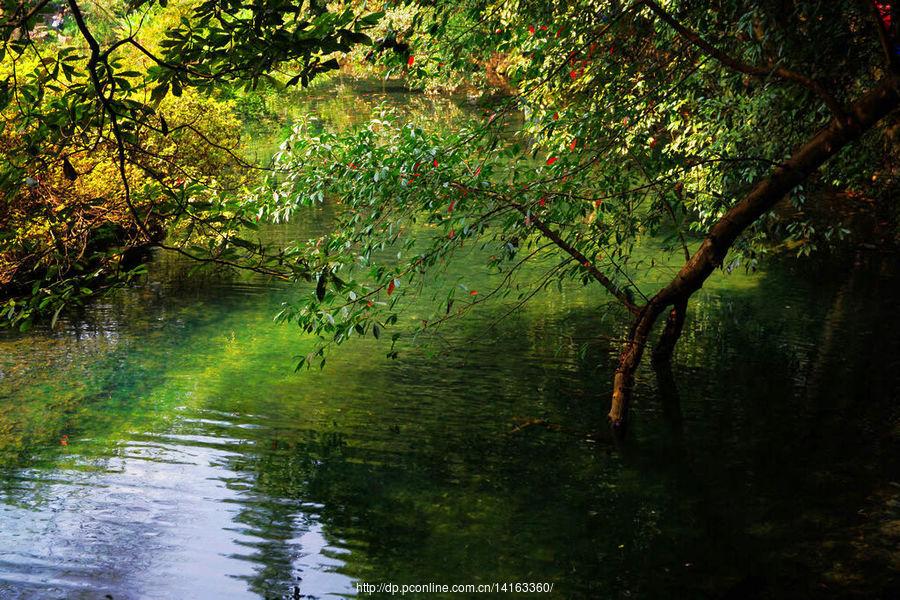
0, 81, 898, 599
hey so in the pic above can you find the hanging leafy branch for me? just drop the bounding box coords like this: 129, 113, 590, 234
260, 0, 899, 426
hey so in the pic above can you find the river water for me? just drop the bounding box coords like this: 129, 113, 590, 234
0, 80, 898, 599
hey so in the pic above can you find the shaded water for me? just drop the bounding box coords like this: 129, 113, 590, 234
1, 81, 898, 599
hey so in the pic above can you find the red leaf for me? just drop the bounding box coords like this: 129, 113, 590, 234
539, 197, 546, 207
569, 138, 577, 151
433, 159, 439, 168
540, 25, 548, 31
569, 70, 578, 79
553, 112, 559, 120
469, 290, 478, 296
387, 280, 396, 295
474, 166, 482, 176
546, 156, 558, 166
529, 25, 535, 35
407, 55, 415, 66
449, 229, 455, 239
448, 199, 456, 213
875, 2, 891, 28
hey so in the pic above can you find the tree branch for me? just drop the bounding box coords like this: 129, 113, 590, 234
1, 0, 53, 31
68, 0, 156, 243
609, 73, 900, 426
642, 0, 847, 119
509, 201, 641, 315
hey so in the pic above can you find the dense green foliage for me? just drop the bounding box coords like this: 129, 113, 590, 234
260, 1, 899, 367
0, 0, 382, 329
1, 1, 898, 379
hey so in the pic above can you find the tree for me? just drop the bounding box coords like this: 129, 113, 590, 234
263, 0, 899, 428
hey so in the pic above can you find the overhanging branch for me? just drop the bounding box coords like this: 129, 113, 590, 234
642, 0, 847, 119
509, 201, 641, 315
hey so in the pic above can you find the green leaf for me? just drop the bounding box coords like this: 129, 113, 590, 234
51, 305, 64, 329
359, 11, 384, 26
62, 157, 78, 181
316, 267, 329, 301
150, 83, 169, 104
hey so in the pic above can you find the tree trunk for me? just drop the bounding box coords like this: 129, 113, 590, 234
652, 298, 688, 364
608, 75, 900, 429
609, 302, 665, 428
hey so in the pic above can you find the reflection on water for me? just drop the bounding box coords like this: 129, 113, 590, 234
1, 81, 898, 598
